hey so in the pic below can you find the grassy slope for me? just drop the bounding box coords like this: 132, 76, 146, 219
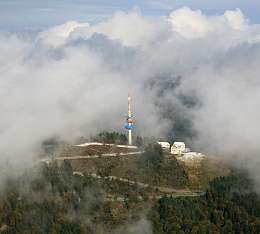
70, 154, 189, 189
179, 157, 230, 190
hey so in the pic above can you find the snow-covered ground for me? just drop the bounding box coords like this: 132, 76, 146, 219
74, 142, 138, 149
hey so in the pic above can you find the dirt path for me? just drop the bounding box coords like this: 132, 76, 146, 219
73, 171, 204, 197
39, 149, 204, 198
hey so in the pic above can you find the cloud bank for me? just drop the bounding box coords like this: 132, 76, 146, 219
1, 7, 260, 186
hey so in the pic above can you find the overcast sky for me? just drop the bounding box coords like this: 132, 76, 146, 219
0, 0, 260, 31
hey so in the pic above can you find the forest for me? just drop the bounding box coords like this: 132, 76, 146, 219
150, 171, 260, 233
0, 155, 260, 233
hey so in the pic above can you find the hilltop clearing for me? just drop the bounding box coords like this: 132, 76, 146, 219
44, 136, 229, 193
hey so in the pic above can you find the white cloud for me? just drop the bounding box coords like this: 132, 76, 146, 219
38, 10, 168, 48
223, 8, 247, 30
168, 7, 249, 39
37, 21, 90, 47
1, 7, 260, 188
169, 7, 211, 39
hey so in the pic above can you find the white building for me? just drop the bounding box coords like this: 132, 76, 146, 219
157, 142, 171, 150
171, 142, 186, 155
179, 152, 205, 162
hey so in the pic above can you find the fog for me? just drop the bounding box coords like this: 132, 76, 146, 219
1, 7, 260, 187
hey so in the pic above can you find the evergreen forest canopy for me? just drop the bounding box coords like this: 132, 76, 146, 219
150, 172, 260, 233
0, 150, 260, 233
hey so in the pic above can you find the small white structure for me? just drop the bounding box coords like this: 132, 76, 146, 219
171, 142, 186, 155
179, 152, 205, 162
157, 142, 171, 150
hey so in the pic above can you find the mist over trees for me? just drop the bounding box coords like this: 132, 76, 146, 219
1, 5, 260, 234
0, 161, 151, 234
0, 160, 260, 233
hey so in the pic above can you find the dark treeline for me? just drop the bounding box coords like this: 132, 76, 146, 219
91, 132, 146, 147
91, 132, 128, 145
149, 171, 260, 233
